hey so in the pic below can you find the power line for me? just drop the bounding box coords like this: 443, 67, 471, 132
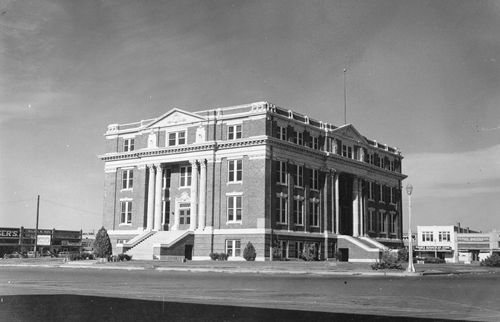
42, 199, 102, 217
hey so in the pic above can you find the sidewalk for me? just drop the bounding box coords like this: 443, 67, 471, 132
1, 257, 498, 277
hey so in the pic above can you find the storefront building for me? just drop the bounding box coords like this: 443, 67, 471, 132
415, 225, 500, 263
0, 227, 82, 256
100, 101, 406, 261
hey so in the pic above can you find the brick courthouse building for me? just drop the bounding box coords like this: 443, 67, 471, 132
99, 102, 406, 261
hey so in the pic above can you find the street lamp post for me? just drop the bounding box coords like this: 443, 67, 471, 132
406, 184, 415, 273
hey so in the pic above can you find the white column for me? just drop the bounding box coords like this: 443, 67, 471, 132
352, 177, 359, 237
146, 165, 155, 231
172, 206, 180, 231
189, 160, 199, 231
334, 172, 340, 234
153, 164, 163, 231
198, 160, 207, 230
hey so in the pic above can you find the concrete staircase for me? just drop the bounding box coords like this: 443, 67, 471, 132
337, 235, 386, 262
125, 230, 191, 260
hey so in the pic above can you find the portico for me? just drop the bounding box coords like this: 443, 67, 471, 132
144, 159, 208, 232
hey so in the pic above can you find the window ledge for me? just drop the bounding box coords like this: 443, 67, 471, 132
119, 223, 132, 227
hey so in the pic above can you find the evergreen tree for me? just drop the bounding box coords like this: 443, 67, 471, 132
94, 226, 112, 258
243, 241, 256, 261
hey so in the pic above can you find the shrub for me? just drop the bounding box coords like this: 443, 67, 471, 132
397, 248, 408, 262
423, 257, 445, 264
480, 253, 500, 267
94, 227, 112, 259
301, 243, 318, 261
371, 250, 403, 270
243, 242, 256, 261
209, 252, 228, 261
69, 253, 83, 261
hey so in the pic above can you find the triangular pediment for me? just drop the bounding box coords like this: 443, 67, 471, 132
145, 108, 206, 128
331, 124, 368, 144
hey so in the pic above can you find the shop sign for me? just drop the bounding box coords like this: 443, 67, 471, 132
416, 246, 451, 251
37, 235, 51, 246
0, 228, 20, 238
61, 240, 82, 246
24, 229, 52, 237
457, 236, 489, 242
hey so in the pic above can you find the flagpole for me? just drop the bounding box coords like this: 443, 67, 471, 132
343, 68, 347, 124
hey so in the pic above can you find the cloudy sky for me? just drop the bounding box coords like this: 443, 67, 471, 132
1, 0, 499, 232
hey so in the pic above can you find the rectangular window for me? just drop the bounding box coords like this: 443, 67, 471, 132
309, 201, 320, 227
368, 182, 374, 200
120, 201, 132, 224
226, 239, 241, 257
342, 145, 347, 157
228, 159, 242, 183
168, 131, 186, 146
296, 165, 303, 187
438, 231, 450, 242
227, 195, 242, 222
277, 161, 287, 185
295, 241, 304, 259
278, 126, 287, 140
310, 169, 319, 190
179, 166, 192, 187
294, 199, 304, 225
348, 146, 353, 159
123, 138, 134, 152
379, 185, 384, 202
228, 125, 242, 140
368, 209, 375, 231
311, 137, 319, 150
380, 157, 385, 169
276, 196, 288, 224
162, 168, 171, 190
378, 212, 385, 232
296, 131, 303, 145
122, 169, 133, 190
422, 232, 434, 242
390, 214, 397, 234
280, 240, 288, 259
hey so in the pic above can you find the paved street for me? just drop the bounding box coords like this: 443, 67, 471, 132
1, 266, 499, 321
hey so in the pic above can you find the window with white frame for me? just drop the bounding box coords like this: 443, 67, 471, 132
280, 240, 288, 259
179, 166, 192, 187
309, 169, 319, 190
378, 211, 385, 232
294, 198, 304, 225
120, 201, 132, 224
380, 157, 385, 169
226, 239, 241, 257
309, 199, 320, 227
123, 138, 134, 152
379, 184, 384, 202
342, 145, 353, 158
296, 131, 303, 145
277, 161, 287, 185
228, 125, 242, 140
390, 213, 397, 234
311, 136, 319, 150
276, 194, 288, 224
368, 182, 374, 200
368, 208, 375, 231
227, 195, 242, 222
295, 165, 303, 187
168, 131, 186, 146
162, 168, 171, 190
228, 159, 242, 183
422, 231, 433, 242
390, 187, 395, 204
295, 241, 304, 258
438, 231, 450, 242
389, 160, 395, 171
277, 126, 287, 140
122, 169, 133, 190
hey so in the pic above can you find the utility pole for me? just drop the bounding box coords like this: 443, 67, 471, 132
34, 195, 40, 258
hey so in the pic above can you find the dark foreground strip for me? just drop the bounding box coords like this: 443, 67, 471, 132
0, 294, 444, 322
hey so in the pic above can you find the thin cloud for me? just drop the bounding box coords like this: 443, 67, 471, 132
405, 144, 500, 199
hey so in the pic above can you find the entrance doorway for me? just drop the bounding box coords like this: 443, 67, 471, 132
338, 248, 349, 262
184, 245, 193, 260
178, 204, 191, 230
338, 173, 353, 235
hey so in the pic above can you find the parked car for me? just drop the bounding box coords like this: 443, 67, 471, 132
3, 252, 27, 259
